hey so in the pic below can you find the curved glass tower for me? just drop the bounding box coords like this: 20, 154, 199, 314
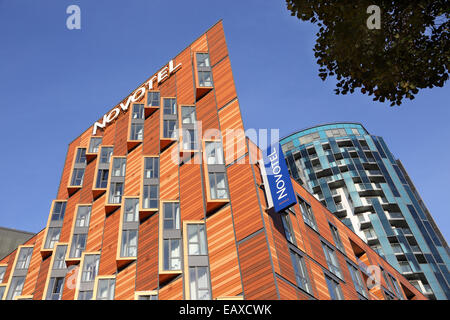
280, 123, 449, 299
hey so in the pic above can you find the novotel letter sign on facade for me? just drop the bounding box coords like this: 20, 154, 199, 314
259, 143, 297, 212
92, 59, 182, 135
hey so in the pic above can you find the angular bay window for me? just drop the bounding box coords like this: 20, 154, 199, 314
78, 290, 93, 300
290, 251, 311, 294
163, 120, 177, 139
322, 243, 342, 278
189, 266, 211, 300
163, 239, 181, 270
53, 245, 67, 270
181, 106, 196, 124
144, 157, 159, 179
187, 224, 207, 256
198, 71, 213, 87
111, 158, 126, 177
75, 206, 91, 228
209, 172, 228, 200
121, 230, 138, 258
6, 276, 25, 300
388, 274, 404, 299
183, 128, 198, 150
16, 247, 33, 270
130, 123, 144, 141
75, 148, 87, 164
147, 91, 160, 107
71, 168, 85, 186
205, 142, 224, 165
70, 234, 87, 258
196, 53, 210, 67
96, 169, 109, 188
298, 197, 317, 231
163, 98, 177, 115
196, 53, 213, 88
124, 198, 139, 223
109, 182, 123, 204
0, 266, 6, 282
89, 137, 102, 153
163, 203, 180, 230
143, 185, 158, 209
96, 278, 115, 300
100, 147, 113, 164
81, 255, 100, 283
45, 227, 61, 249
46, 277, 64, 300
132, 104, 144, 119
51, 202, 66, 222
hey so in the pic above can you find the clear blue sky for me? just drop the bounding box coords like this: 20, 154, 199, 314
0, 1, 448, 241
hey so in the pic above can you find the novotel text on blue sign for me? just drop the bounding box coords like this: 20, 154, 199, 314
263, 144, 297, 212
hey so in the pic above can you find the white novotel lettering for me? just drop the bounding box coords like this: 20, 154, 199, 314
92, 59, 182, 134
268, 148, 287, 201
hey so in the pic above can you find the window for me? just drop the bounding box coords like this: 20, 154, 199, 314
6, 276, 25, 300
163, 120, 177, 139
290, 251, 311, 293
205, 142, 224, 165
109, 182, 123, 204
187, 224, 207, 255
189, 266, 211, 300
45, 227, 61, 249
181, 106, 196, 124
16, 247, 33, 270
144, 157, 159, 178
138, 294, 158, 300
81, 255, 100, 283
111, 158, 126, 177
389, 274, 404, 299
132, 103, 144, 119
163, 239, 181, 270
0, 266, 6, 282
322, 243, 342, 278
371, 244, 384, 258
124, 198, 139, 223
89, 137, 102, 153
78, 290, 93, 300
183, 129, 197, 150
75, 206, 91, 227
53, 246, 67, 270
329, 223, 344, 252
96, 169, 109, 188
196, 53, 210, 67
147, 91, 160, 107
209, 172, 228, 199
75, 148, 86, 164
46, 277, 64, 300
130, 123, 144, 140
347, 263, 367, 298
0, 286, 5, 300
198, 71, 213, 87
143, 185, 158, 209
298, 197, 317, 231
163, 98, 177, 115
121, 230, 138, 257
281, 212, 296, 244
163, 203, 180, 230
71, 168, 85, 186
51, 202, 66, 222
70, 234, 87, 258
97, 279, 115, 300
100, 147, 113, 164
325, 275, 344, 300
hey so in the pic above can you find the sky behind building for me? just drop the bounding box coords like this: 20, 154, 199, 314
0, 0, 448, 241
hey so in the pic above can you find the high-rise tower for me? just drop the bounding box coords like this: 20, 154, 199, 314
280, 123, 449, 299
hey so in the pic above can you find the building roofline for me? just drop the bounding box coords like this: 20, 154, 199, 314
280, 122, 371, 142
0, 226, 35, 235
66, 19, 224, 147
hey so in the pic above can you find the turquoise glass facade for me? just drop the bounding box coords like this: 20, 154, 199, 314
280, 123, 449, 300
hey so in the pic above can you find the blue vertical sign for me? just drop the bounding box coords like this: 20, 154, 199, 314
260, 143, 297, 212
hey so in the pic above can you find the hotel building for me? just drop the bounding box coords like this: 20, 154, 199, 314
0, 22, 426, 301
280, 123, 449, 299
